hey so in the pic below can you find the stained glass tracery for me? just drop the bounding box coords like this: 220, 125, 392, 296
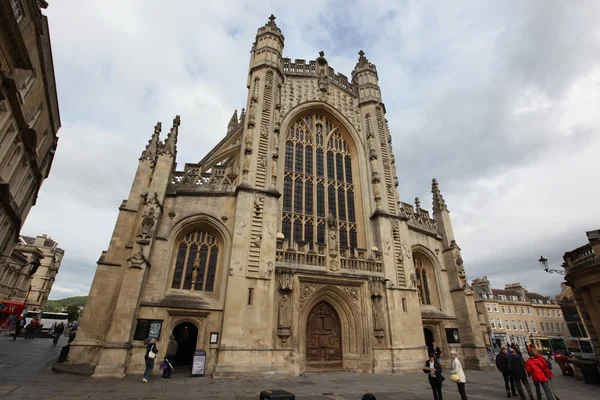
171, 230, 219, 291
282, 114, 357, 250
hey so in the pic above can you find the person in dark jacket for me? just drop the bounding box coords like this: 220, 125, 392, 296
496, 347, 517, 398
162, 335, 178, 379
52, 322, 65, 345
13, 317, 26, 340
142, 338, 158, 383
509, 349, 534, 400
423, 354, 444, 400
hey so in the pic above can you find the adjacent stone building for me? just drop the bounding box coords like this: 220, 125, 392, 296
556, 283, 588, 338
22, 234, 63, 311
0, 0, 61, 291
0, 235, 42, 302
69, 16, 489, 378
562, 229, 600, 360
472, 277, 569, 350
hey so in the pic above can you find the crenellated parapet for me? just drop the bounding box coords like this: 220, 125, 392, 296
282, 58, 358, 96
399, 201, 438, 235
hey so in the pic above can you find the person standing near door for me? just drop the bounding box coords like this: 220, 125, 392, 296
142, 338, 158, 383
162, 335, 178, 380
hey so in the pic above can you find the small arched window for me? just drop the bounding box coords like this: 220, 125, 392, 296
415, 257, 431, 305
171, 229, 219, 292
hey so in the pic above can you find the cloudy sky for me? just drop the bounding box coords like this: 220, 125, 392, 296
23, 1, 600, 299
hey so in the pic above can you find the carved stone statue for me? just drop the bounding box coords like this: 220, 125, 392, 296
328, 229, 338, 253
372, 296, 385, 331
278, 293, 291, 329
318, 68, 328, 93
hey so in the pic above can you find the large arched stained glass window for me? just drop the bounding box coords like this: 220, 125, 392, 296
282, 113, 358, 251
171, 230, 219, 291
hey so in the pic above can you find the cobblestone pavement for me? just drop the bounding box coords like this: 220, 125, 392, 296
0, 335, 597, 399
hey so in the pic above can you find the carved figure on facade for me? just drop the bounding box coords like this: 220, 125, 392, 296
369, 279, 385, 342
318, 69, 328, 94
257, 154, 267, 169
136, 207, 157, 245
127, 247, 149, 269
253, 192, 264, 213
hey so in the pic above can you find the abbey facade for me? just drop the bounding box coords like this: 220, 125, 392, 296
68, 16, 489, 378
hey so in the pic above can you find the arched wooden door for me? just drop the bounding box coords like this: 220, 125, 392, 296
306, 301, 342, 371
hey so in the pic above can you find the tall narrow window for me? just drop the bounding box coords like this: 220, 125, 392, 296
171, 230, 219, 291
281, 114, 358, 250
415, 257, 431, 305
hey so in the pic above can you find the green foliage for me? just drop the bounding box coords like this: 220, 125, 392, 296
44, 296, 87, 313
65, 304, 80, 322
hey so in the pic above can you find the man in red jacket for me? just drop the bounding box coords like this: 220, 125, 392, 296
525, 351, 554, 400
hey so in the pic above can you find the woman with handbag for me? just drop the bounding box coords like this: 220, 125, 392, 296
423, 354, 445, 400
142, 338, 158, 383
450, 350, 468, 400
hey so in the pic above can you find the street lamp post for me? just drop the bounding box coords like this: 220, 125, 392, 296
537, 255, 565, 275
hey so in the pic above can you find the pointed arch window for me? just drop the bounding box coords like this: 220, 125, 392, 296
281, 113, 357, 250
415, 257, 431, 305
171, 230, 219, 292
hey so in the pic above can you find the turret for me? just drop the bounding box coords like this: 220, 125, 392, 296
247, 14, 285, 86
351, 50, 382, 105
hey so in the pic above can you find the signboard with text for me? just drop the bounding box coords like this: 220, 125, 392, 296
191, 349, 206, 377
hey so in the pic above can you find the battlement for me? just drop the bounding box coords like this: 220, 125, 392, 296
399, 201, 437, 235
282, 58, 358, 96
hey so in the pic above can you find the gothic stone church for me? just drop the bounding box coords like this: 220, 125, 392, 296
69, 16, 489, 378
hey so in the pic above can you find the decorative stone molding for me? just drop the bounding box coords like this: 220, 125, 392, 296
276, 268, 293, 291
299, 283, 321, 310
127, 247, 149, 269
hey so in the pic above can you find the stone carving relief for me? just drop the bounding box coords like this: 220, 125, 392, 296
128, 247, 149, 269
299, 283, 321, 310
136, 208, 156, 245
253, 192, 264, 213
369, 279, 385, 342
340, 286, 360, 310
280, 77, 360, 131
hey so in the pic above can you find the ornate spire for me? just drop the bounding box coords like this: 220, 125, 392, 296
415, 197, 421, 210
140, 121, 161, 162
227, 110, 239, 134
358, 49, 368, 65
162, 115, 180, 157
267, 14, 277, 27
432, 178, 448, 213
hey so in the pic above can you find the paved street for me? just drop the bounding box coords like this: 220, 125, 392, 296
0, 335, 597, 399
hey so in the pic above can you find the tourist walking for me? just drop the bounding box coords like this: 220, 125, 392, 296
24, 320, 34, 339
450, 350, 468, 400
142, 338, 158, 383
544, 357, 560, 400
509, 349, 534, 400
162, 335, 178, 379
13, 316, 26, 340
423, 353, 444, 400
52, 322, 65, 345
496, 347, 517, 397
525, 350, 554, 400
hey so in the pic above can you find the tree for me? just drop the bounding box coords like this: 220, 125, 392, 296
66, 304, 80, 322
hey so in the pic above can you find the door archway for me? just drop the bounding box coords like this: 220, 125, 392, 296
172, 321, 198, 367
424, 328, 435, 352
306, 301, 342, 371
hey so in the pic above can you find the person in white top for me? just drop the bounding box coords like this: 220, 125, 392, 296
450, 350, 468, 400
